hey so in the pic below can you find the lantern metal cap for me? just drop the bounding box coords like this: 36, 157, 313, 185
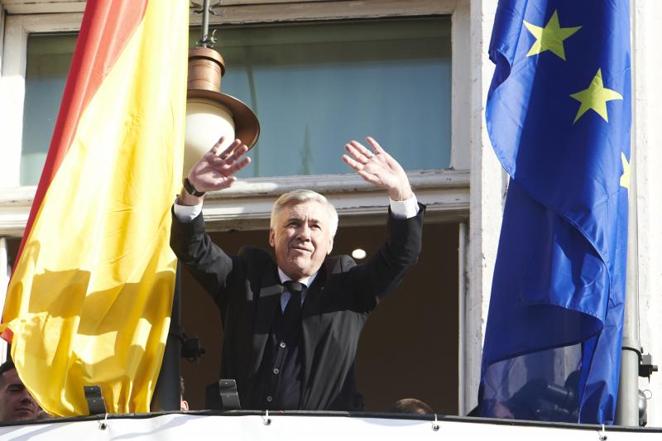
187, 46, 260, 148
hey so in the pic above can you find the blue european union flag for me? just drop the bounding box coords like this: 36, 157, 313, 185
480, 0, 630, 424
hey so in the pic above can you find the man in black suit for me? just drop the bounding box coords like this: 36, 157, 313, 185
171, 136, 424, 411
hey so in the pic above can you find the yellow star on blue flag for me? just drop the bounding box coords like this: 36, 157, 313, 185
570, 69, 623, 123
524, 10, 581, 60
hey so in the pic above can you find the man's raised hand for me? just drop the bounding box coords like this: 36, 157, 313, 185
188, 137, 252, 193
342, 136, 413, 201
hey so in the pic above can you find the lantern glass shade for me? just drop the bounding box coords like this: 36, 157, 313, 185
184, 98, 236, 175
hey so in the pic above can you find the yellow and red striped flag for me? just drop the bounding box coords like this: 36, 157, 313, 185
1, 0, 188, 416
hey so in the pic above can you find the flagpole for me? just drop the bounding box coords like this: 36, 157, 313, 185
615, 142, 640, 426
153, 263, 183, 411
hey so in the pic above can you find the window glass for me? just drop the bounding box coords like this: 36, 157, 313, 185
205, 18, 452, 177
21, 33, 76, 185
20, 17, 451, 184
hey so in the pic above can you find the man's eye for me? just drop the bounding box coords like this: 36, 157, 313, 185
7, 385, 23, 393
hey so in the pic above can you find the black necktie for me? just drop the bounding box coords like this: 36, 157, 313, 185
282, 281, 305, 326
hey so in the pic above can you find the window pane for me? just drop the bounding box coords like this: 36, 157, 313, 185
21, 34, 76, 186
203, 18, 452, 177
21, 17, 451, 185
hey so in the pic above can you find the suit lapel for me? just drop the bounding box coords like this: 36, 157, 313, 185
248, 260, 331, 401
249, 267, 283, 376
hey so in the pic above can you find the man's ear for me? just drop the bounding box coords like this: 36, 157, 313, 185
327, 238, 334, 255
269, 228, 275, 248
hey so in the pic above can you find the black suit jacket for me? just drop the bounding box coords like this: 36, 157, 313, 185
170, 204, 425, 410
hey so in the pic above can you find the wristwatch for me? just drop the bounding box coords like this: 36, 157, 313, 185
183, 177, 205, 197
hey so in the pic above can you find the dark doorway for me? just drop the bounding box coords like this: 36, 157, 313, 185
180, 220, 459, 414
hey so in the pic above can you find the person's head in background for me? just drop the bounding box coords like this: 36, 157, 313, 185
389, 398, 433, 415
0, 360, 41, 422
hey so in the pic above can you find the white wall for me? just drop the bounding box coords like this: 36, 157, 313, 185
632, 0, 662, 427
464, 0, 503, 415
0, 0, 660, 423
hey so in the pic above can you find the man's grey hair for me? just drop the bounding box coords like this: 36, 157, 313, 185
270, 189, 339, 237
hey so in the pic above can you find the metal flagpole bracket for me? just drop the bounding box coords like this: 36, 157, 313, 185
598, 424, 607, 441
84, 385, 107, 416
639, 352, 658, 379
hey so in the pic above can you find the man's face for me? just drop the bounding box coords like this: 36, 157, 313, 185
0, 369, 40, 422
269, 200, 334, 280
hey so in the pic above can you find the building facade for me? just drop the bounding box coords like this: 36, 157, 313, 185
0, 0, 660, 424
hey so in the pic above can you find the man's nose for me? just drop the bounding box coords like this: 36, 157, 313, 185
20, 392, 36, 407
297, 224, 312, 239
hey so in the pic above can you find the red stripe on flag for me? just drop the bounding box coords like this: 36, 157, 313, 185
15, 0, 149, 266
